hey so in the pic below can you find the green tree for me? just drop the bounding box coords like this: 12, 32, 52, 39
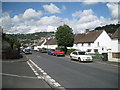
55, 24, 74, 53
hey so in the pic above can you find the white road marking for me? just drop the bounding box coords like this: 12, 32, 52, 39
28, 59, 65, 89
54, 82, 61, 87
1, 73, 38, 79
37, 76, 42, 79
27, 61, 42, 79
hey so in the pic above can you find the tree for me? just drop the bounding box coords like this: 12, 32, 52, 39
55, 24, 74, 53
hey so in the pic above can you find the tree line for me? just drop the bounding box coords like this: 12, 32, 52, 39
2, 33, 21, 50
95, 24, 120, 34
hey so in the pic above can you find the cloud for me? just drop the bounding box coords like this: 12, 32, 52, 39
82, 0, 119, 5
23, 8, 42, 20
72, 9, 94, 18
83, 2, 99, 5
2, 6, 118, 34
38, 16, 62, 25
107, 3, 118, 19
71, 9, 118, 33
43, 3, 61, 14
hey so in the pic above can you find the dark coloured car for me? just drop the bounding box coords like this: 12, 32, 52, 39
40, 48, 47, 53
47, 49, 55, 55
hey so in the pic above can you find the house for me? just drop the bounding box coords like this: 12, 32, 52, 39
44, 37, 57, 49
108, 27, 120, 62
70, 29, 112, 54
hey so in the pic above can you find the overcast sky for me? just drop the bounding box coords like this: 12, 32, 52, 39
1, 1, 119, 34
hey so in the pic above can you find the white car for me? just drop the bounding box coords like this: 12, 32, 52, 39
24, 48, 32, 54
70, 51, 93, 62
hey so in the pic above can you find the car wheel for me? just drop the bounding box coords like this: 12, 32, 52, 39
78, 57, 81, 62
70, 56, 73, 60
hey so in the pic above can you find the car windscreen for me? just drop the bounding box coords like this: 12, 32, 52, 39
25, 49, 31, 52
78, 52, 86, 55
51, 49, 55, 51
59, 50, 63, 52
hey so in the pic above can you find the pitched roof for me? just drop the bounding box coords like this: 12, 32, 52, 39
111, 26, 120, 39
44, 38, 57, 45
37, 40, 44, 46
74, 30, 104, 43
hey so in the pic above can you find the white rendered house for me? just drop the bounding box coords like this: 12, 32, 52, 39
108, 27, 120, 62
71, 29, 112, 54
44, 37, 58, 49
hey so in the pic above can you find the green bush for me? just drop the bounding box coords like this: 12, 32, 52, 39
92, 52, 102, 59
56, 46, 64, 51
66, 49, 77, 55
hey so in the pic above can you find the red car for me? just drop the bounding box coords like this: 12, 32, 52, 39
53, 50, 65, 56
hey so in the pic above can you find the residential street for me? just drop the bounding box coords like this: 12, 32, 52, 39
26, 52, 118, 88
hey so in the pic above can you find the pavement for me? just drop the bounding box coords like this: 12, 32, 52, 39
2, 53, 52, 89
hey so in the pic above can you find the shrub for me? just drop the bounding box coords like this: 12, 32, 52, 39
66, 49, 77, 55
92, 52, 102, 59
56, 46, 64, 51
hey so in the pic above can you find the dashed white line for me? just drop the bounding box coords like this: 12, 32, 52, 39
28, 59, 65, 89
27, 61, 42, 79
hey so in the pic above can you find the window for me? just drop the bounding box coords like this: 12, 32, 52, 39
94, 49, 98, 52
87, 49, 91, 52
88, 43, 91, 46
112, 53, 120, 58
78, 52, 86, 55
102, 48, 104, 51
97, 42, 99, 46
72, 52, 77, 55
82, 43, 84, 46
76, 44, 78, 46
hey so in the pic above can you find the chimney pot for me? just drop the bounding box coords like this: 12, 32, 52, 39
86, 29, 89, 33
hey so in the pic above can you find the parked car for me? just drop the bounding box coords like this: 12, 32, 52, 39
47, 49, 55, 55
24, 48, 32, 54
40, 48, 47, 53
70, 51, 93, 62
53, 50, 65, 56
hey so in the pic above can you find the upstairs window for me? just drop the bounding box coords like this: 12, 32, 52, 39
97, 42, 99, 46
88, 43, 91, 46
81, 43, 84, 46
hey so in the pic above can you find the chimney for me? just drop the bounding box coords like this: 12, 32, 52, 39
86, 29, 89, 33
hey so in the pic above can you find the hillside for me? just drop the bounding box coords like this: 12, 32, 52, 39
7, 32, 55, 46
95, 24, 120, 34
9, 32, 55, 41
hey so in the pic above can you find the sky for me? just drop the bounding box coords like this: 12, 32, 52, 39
1, 2, 119, 34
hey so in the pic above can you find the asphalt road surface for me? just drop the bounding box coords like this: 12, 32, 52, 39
2, 59, 51, 88
27, 52, 118, 88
